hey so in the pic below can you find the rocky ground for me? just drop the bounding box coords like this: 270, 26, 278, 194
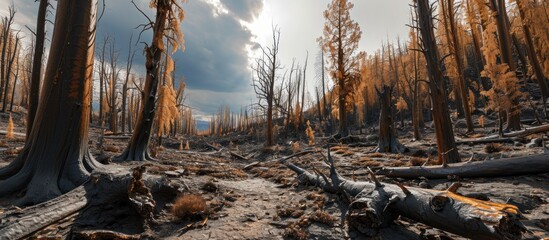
0, 111, 548, 239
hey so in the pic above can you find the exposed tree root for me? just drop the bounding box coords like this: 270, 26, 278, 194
285, 150, 525, 239
376, 153, 549, 179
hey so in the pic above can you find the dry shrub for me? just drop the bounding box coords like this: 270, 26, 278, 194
408, 157, 426, 166
369, 152, 384, 158
485, 143, 507, 153
103, 145, 119, 152
171, 194, 207, 219
6, 114, 14, 139
284, 222, 308, 240
291, 142, 301, 153
310, 210, 336, 226
185, 140, 190, 150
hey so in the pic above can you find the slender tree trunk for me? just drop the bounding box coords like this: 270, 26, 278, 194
9, 62, 18, 112
116, 0, 169, 161
446, 0, 474, 132
27, 0, 48, 137
0, 0, 100, 205
516, 0, 549, 104
416, 0, 461, 164
2, 36, 19, 112
492, 0, 521, 131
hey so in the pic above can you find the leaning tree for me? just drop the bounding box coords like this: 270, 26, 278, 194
414, 0, 461, 164
0, 0, 101, 205
116, 0, 185, 161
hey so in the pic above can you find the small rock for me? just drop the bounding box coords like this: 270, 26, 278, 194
514, 142, 524, 147
526, 138, 543, 148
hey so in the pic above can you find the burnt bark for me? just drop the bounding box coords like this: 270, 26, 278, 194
116, 0, 170, 161
0, 0, 101, 204
27, 0, 48, 137
415, 0, 461, 164
375, 86, 405, 153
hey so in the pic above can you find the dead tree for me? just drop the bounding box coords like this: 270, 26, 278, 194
0, 6, 15, 104
0, 0, 101, 205
106, 39, 120, 134
27, 0, 48, 137
442, 0, 474, 133
97, 36, 109, 127
116, 0, 185, 161
285, 151, 524, 239
515, 0, 549, 109
2, 31, 20, 112
121, 34, 135, 133
377, 153, 549, 179
414, 0, 461, 164
375, 85, 405, 153
252, 26, 281, 147
490, 0, 522, 131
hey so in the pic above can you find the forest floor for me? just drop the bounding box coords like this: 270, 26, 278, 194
0, 112, 548, 239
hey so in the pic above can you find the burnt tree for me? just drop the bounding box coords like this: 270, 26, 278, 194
375, 85, 405, 153
116, 0, 185, 161
252, 26, 281, 147
414, 0, 461, 164
0, 0, 101, 205
27, 0, 48, 137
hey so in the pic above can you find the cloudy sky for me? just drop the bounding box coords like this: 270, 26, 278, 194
0, 0, 409, 120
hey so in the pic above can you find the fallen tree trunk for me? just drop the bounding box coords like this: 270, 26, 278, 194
285, 151, 525, 239
0, 166, 178, 240
376, 154, 549, 179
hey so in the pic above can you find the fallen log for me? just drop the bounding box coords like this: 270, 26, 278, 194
285, 151, 525, 240
203, 141, 249, 160
376, 153, 549, 179
0, 166, 179, 240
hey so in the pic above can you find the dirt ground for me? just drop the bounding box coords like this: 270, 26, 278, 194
0, 112, 548, 239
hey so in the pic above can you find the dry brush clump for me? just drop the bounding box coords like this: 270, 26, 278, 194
171, 194, 207, 219
484, 143, 510, 153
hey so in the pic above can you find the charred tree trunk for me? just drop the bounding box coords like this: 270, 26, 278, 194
377, 153, 549, 179
2, 35, 19, 112
516, 0, 549, 106
285, 151, 524, 239
446, 0, 474, 133
415, 0, 460, 164
27, 0, 48, 137
376, 86, 405, 153
491, 0, 521, 131
116, 0, 170, 161
0, 0, 101, 205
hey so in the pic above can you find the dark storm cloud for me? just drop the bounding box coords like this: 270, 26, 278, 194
222, 0, 263, 22
174, 0, 255, 92
5, 0, 261, 115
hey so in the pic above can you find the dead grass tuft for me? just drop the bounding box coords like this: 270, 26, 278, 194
369, 152, 384, 158
485, 143, 508, 153
171, 194, 207, 219
408, 157, 426, 166
310, 210, 336, 226
284, 222, 308, 240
